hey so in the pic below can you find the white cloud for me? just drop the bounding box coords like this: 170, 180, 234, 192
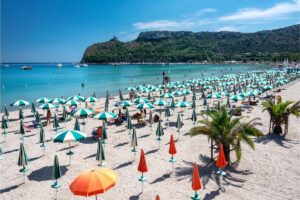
133, 20, 180, 30
216, 26, 239, 32
219, 0, 300, 21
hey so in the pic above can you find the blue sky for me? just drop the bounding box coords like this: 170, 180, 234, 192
1, 0, 300, 62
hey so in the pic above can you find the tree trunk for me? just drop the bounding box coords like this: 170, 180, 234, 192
273, 124, 282, 135
283, 119, 289, 137
223, 143, 230, 163
210, 139, 214, 162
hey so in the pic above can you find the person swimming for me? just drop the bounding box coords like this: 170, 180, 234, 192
81, 83, 85, 88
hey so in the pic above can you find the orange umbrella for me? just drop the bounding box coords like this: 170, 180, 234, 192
191, 163, 202, 200
156, 195, 161, 200
216, 144, 227, 169
168, 134, 177, 156
69, 168, 117, 199
138, 149, 148, 173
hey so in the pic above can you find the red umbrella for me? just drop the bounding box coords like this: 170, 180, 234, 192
168, 134, 177, 155
191, 163, 202, 200
138, 149, 148, 173
216, 144, 227, 169
156, 195, 160, 200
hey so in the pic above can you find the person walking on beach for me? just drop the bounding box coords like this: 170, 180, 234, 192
46, 110, 51, 125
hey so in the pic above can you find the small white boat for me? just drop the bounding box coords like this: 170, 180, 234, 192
21, 66, 33, 70
74, 64, 80, 68
3, 64, 10, 68
57, 63, 63, 67
82, 63, 88, 67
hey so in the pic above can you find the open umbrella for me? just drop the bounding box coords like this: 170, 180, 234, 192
18, 143, 29, 183
93, 112, 117, 121
50, 98, 66, 104
85, 96, 98, 103
161, 93, 174, 98
136, 103, 154, 110
230, 95, 244, 101
138, 149, 148, 192
134, 98, 150, 104
67, 95, 85, 101
96, 140, 105, 166
73, 108, 94, 125
154, 100, 169, 116
119, 100, 133, 107
39, 103, 58, 110
69, 168, 117, 200
36, 97, 52, 103
175, 101, 191, 108
207, 93, 221, 99
191, 163, 202, 200
65, 100, 80, 107
11, 100, 30, 107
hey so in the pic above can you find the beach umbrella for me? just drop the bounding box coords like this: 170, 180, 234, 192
93, 112, 117, 121
176, 113, 183, 132
165, 106, 171, 125
230, 95, 244, 101
183, 89, 192, 95
51, 155, 62, 194
127, 115, 133, 134
19, 108, 24, 120
191, 108, 197, 125
172, 91, 183, 96
170, 98, 176, 109
156, 195, 161, 200
161, 93, 174, 98
85, 96, 98, 103
50, 98, 66, 104
39, 103, 58, 110
4, 105, 9, 118
31, 102, 36, 113
68, 95, 85, 101
119, 100, 133, 107
226, 98, 231, 108
154, 99, 169, 107
192, 98, 196, 109
216, 144, 227, 176
136, 103, 154, 110
264, 85, 272, 90
62, 105, 68, 126
175, 101, 191, 108
218, 91, 230, 97
105, 90, 109, 105
20, 120, 25, 140
183, 95, 187, 102
119, 89, 124, 101
168, 134, 177, 172
130, 127, 138, 153
1, 115, 8, 141
73, 108, 94, 125
36, 97, 52, 104
11, 100, 30, 107
125, 108, 130, 119
35, 111, 41, 125
203, 97, 207, 106
147, 92, 151, 100
65, 100, 80, 107
127, 87, 136, 91
207, 93, 221, 99
0, 146, 2, 160
69, 168, 117, 199
74, 118, 80, 131
54, 130, 86, 165
138, 149, 148, 192
134, 98, 149, 104
101, 121, 107, 143
53, 113, 60, 132
191, 163, 202, 200
149, 110, 153, 128
18, 143, 29, 183
156, 120, 164, 142
96, 140, 105, 166
104, 101, 109, 112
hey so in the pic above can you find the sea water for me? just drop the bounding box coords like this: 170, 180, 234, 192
0, 63, 272, 110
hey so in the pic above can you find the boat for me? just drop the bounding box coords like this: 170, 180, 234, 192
82, 63, 88, 67
21, 66, 33, 70
74, 64, 80, 68
57, 63, 63, 67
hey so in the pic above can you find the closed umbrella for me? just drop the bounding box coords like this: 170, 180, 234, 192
191, 163, 202, 200
156, 120, 164, 143
35, 111, 41, 125
138, 149, 148, 192
176, 113, 183, 132
149, 110, 153, 129
4, 105, 9, 119
169, 134, 177, 173
191, 108, 197, 125
51, 155, 62, 200
19, 108, 24, 120
74, 118, 80, 131
20, 120, 25, 140
31, 102, 36, 113
96, 140, 105, 166
170, 98, 175, 109
1, 115, 8, 141
18, 143, 29, 183
53, 113, 60, 133
131, 127, 138, 153
127, 115, 133, 134
119, 89, 124, 101
101, 121, 107, 143
39, 126, 46, 147
216, 144, 227, 176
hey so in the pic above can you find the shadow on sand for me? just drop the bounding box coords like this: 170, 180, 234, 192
28, 165, 68, 182
255, 133, 299, 148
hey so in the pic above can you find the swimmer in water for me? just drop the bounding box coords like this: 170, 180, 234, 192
81, 83, 85, 88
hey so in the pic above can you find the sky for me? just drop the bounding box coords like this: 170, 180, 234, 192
1, 0, 300, 63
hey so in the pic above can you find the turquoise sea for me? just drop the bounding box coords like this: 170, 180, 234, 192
1, 64, 273, 110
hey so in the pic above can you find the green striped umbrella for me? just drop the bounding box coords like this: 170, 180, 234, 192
246, 91, 256, 97
176, 113, 183, 132
74, 118, 80, 131
67, 95, 85, 101
65, 100, 80, 107
161, 93, 174, 99
11, 100, 30, 107
230, 95, 244, 101
18, 143, 29, 181
218, 91, 230, 97
191, 108, 197, 125
175, 102, 191, 108
207, 93, 221, 99
96, 140, 105, 166
253, 89, 262, 95
73, 108, 94, 117
51, 155, 62, 189
156, 120, 164, 141
20, 120, 25, 140
84, 96, 98, 103
101, 121, 107, 142
154, 100, 169, 106
19, 108, 24, 120
4, 105, 9, 117
31, 102, 36, 113
36, 97, 52, 103
183, 89, 192, 95
54, 130, 86, 143
120, 101, 133, 107
127, 87, 136, 91
39, 103, 58, 110
53, 113, 60, 132
127, 115, 133, 134
264, 85, 273, 90
50, 98, 66, 104
39, 126, 46, 148
131, 127, 138, 152
134, 98, 149, 104
93, 112, 117, 121
136, 103, 154, 110
172, 91, 183, 96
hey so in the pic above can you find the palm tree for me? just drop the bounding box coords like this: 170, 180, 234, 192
190, 107, 263, 163
262, 97, 300, 136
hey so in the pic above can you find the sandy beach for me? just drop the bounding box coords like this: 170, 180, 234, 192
1, 81, 300, 200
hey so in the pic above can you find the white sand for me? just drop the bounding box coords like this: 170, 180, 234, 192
0, 82, 300, 200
